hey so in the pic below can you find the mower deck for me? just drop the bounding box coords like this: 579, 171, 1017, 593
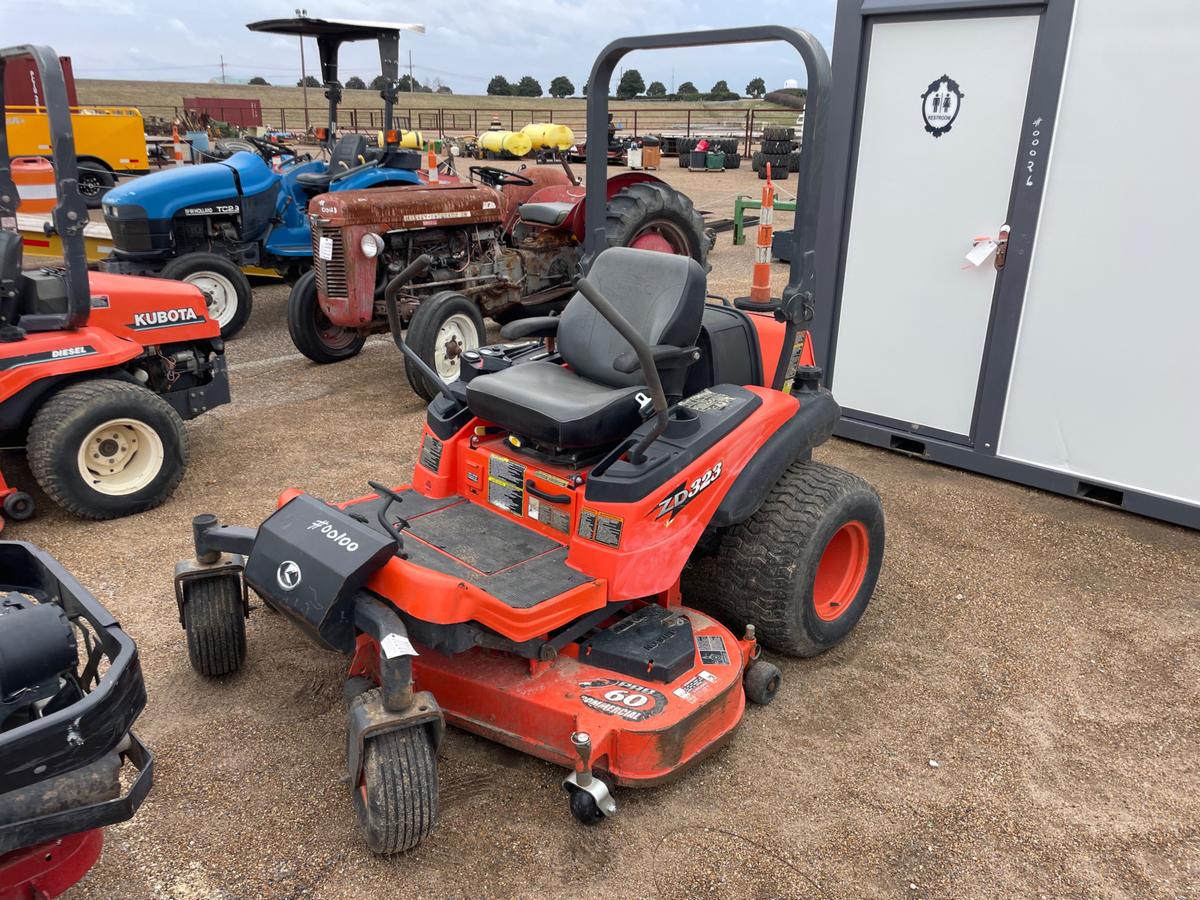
402, 607, 748, 787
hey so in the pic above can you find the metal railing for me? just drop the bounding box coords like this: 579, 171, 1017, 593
133, 103, 805, 155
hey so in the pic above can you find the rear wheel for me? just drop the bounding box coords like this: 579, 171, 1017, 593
287, 270, 366, 363
27, 380, 187, 520
183, 575, 246, 677
707, 460, 884, 657
600, 180, 708, 268
404, 291, 486, 402
351, 689, 439, 854
160, 253, 253, 339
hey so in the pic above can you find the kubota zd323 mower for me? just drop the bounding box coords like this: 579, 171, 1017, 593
0, 45, 229, 532
168, 27, 884, 854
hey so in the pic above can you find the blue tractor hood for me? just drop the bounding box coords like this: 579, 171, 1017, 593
103, 152, 279, 219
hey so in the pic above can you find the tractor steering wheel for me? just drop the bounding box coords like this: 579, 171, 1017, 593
244, 134, 294, 162
470, 166, 534, 188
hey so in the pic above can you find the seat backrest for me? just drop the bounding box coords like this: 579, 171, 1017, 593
329, 134, 369, 172
557, 247, 706, 388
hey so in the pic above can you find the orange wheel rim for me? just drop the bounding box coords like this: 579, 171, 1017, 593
812, 521, 870, 622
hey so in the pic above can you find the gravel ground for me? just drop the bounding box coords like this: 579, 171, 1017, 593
9, 158, 1198, 898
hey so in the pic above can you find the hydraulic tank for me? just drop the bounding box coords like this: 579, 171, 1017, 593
478, 130, 532, 158
520, 122, 575, 150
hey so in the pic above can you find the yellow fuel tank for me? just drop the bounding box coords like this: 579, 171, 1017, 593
375, 130, 425, 149
478, 130, 532, 158
520, 122, 575, 150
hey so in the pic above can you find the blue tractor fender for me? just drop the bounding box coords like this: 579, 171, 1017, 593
331, 166, 422, 192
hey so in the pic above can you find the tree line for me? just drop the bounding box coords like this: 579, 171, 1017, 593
487, 71, 769, 101
252, 69, 771, 100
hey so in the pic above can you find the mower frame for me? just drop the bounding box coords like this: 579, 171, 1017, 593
0, 541, 153, 856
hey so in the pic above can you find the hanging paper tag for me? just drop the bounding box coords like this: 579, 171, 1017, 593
964, 239, 999, 268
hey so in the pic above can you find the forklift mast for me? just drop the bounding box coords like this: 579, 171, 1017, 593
0, 44, 91, 331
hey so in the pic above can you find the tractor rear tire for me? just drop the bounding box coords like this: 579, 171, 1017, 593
351, 689, 439, 854
724, 152, 742, 170
761, 139, 791, 155
404, 291, 486, 402
183, 575, 246, 677
707, 460, 884, 657
160, 253, 253, 340
761, 126, 795, 142
27, 379, 188, 520
598, 181, 708, 268
287, 270, 367, 364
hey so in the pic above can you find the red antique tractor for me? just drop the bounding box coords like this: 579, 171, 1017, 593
288, 157, 710, 401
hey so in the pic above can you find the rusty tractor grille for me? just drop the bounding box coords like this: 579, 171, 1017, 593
312, 225, 347, 297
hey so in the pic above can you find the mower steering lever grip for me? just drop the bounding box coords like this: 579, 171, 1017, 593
572, 276, 669, 464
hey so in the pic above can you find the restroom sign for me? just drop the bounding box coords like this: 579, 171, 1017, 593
921, 74, 963, 137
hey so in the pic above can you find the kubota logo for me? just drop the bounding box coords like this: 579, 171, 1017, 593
130, 308, 202, 329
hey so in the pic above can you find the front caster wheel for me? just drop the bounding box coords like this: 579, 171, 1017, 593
743, 659, 782, 706
351, 689, 439, 854
2, 491, 35, 522
566, 785, 605, 825
182, 574, 246, 676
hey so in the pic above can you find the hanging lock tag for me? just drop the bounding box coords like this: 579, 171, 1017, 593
963, 224, 1011, 270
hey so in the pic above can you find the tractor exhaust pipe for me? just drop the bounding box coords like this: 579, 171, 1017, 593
382, 254, 458, 404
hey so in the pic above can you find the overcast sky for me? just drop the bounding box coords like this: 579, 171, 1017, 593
4, 0, 836, 95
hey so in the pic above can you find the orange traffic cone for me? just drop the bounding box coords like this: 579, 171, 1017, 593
749, 164, 775, 302
172, 123, 185, 166
427, 145, 439, 183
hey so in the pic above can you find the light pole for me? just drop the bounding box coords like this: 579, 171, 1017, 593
296, 8, 310, 129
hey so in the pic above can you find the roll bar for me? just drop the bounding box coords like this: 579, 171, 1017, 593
583, 26, 831, 320
0, 44, 91, 331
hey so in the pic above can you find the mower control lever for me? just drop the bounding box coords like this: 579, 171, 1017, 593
572, 276, 669, 465
368, 481, 411, 556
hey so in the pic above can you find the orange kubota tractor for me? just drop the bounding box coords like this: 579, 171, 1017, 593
0, 45, 228, 532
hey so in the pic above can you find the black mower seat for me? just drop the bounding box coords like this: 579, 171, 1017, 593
294, 133, 369, 189
518, 201, 575, 227
466, 247, 706, 449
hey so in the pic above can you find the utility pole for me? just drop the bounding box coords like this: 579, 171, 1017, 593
296, 7, 310, 129
408, 50, 415, 92
219, 55, 227, 84
671, 67, 675, 94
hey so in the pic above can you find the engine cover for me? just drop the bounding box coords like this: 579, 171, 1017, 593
309, 183, 505, 231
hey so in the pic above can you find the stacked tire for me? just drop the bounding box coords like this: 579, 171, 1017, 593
754, 125, 794, 181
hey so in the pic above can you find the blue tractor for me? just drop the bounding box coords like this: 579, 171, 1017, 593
99, 16, 428, 338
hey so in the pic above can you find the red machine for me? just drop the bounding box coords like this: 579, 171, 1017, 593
0, 44, 228, 531
168, 26, 877, 856
0, 541, 153, 898
293, 159, 708, 402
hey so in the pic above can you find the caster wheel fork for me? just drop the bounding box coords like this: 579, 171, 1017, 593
562, 730, 617, 824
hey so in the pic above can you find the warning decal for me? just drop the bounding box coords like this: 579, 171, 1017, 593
673, 670, 718, 705
420, 434, 443, 472
579, 509, 624, 548
488, 454, 525, 515
578, 678, 668, 722
697, 635, 730, 666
